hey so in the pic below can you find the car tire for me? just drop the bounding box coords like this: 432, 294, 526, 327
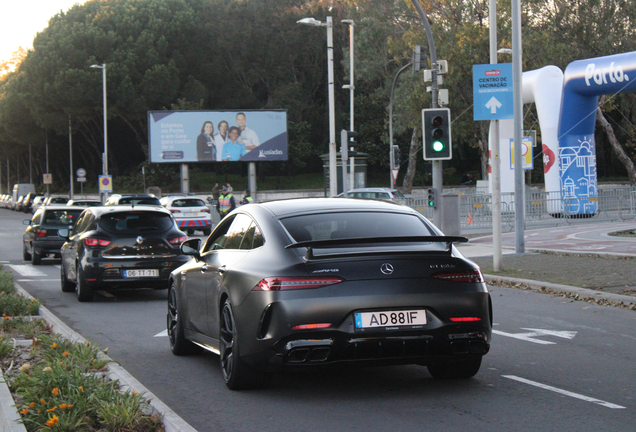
187, 229, 194, 235
201, 228, 211, 236
220, 299, 270, 390
60, 263, 75, 293
167, 285, 201, 355
76, 265, 94, 302
31, 249, 41, 265
427, 356, 483, 379
22, 244, 31, 261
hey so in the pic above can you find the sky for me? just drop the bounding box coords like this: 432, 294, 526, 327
0, 0, 89, 62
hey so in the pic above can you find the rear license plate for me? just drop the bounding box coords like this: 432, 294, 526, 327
184, 212, 198, 217
123, 269, 159, 278
355, 309, 427, 330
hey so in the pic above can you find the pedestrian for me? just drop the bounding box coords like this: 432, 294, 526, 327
460, 173, 474, 185
241, 190, 254, 205
218, 186, 236, 219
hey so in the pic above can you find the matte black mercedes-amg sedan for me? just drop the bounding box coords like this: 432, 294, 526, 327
167, 198, 492, 390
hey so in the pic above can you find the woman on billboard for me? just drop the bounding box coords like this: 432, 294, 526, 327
196, 121, 216, 161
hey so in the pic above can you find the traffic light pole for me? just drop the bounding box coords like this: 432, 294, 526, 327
411, 0, 442, 227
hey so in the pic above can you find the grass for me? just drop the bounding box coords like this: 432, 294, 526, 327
0, 267, 163, 431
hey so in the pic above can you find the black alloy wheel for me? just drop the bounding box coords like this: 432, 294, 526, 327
167, 285, 200, 355
60, 263, 74, 292
75, 264, 93, 302
219, 299, 270, 390
31, 248, 41, 265
427, 356, 483, 379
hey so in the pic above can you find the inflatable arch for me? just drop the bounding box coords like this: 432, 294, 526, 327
488, 66, 564, 213
559, 52, 636, 215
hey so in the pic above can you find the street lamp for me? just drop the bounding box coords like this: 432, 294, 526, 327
297, 16, 337, 197
342, 19, 355, 190
90, 63, 108, 196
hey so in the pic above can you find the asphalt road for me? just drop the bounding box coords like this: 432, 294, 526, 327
2, 208, 635, 431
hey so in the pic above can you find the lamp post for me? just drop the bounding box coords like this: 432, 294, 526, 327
90, 63, 108, 198
297, 17, 337, 197
342, 19, 355, 190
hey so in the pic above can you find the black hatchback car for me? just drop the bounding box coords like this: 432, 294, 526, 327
60, 205, 190, 302
23, 205, 85, 265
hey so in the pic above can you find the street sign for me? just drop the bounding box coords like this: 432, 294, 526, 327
473, 63, 513, 120
510, 137, 534, 170
391, 169, 399, 183
43, 174, 52, 184
77, 177, 87, 182
76, 168, 86, 178
99, 175, 112, 193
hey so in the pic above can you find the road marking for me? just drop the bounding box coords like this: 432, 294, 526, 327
7, 265, 47, 277
492, 328, 577, 344
502, 375, 626, 409
17, 279, 60, 282
154, 330, 168, 337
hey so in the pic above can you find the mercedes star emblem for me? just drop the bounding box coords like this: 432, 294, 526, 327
380, 263, 394, 275
136, 236, 144, 244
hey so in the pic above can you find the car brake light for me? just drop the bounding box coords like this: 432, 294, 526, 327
431, 269, 484, 283
170, 209, 181, 213
84, 238, 111, 247
254, 277, 344, 291
450, 317, 482, 322
292, 323, 331, 330
201, 208, 210, 213
35, 229, 47, 238
168, 236, 188, 246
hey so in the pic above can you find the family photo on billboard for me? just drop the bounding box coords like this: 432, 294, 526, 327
148, 110, 287, 163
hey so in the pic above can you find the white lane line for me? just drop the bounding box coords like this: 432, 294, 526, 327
154, 330, 168, 337
492, 329, 555, 344
17, 279, 60, 282
7, 265, 47, 277
502, 375, 626, 409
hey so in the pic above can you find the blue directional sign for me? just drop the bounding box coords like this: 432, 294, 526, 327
473, 63, 513, 120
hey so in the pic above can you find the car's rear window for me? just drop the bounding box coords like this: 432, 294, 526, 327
99, 211, 173, 233
280, 212, 434, 242
43, 210, 83, 225
118, 197, 161, 206
170, 199, 206, 207
49, 198, 68, 204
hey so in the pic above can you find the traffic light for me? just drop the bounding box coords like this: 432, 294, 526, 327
422, 108, 452, 160
341, 130, 358, 159
346, 130, 358, 149
392, 145, 401, 169
413, 45, 429, 72
427, 188, 438, 208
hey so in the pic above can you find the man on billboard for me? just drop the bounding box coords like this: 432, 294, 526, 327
222, 126, 246, 161
236, 112, 260, 152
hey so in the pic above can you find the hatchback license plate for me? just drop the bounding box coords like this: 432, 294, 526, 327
355, 309, 427, 330
184, 212, 198, 217
123, 269, 159, 278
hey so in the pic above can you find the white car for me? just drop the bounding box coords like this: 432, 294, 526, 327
339, 187, 406, 203
160, 196, 212, 236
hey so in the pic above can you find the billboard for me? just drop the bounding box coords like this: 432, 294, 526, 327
148, 110, 288, 163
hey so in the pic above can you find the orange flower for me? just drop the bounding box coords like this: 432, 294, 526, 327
40, 398, 47, 405
79, 386, 84, 392
62, 351, 69, 357
50, 342, 57, 348
45, 415, 59, 427
19, 408, 28, 415
29, 402, 35, 408
59, 403, 67, 409
4, 316, 9, 321
51, 388, 59, 396
46, 406, 57, 412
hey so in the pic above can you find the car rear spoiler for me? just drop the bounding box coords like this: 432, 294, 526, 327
286, 236, 468, 260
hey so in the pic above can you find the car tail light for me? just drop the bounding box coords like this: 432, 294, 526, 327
253, 277, 344, 291
431, 269, 484, 283
201, 208, 210, 213
450, 317, 482, 322
35, 229, 47, 238
84, 238, 111, 247
168, 236, 188, 246
170, 209, 181, 213
292, 323, 331, 330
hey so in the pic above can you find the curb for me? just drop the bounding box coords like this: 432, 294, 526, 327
484, 274, 636, 307
0, 283, 197, 432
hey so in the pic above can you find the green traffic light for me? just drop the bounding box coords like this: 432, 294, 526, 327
428, 200, 434, 207
433, 141, 444, 152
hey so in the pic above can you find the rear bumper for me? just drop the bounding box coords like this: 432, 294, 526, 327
81, 255, 190, 289
32, 239, 65, 255
175, 218, 211, 228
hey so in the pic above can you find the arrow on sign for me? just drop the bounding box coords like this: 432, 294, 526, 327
485, 96, 503, 114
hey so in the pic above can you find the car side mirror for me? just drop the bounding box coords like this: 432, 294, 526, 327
22, 219, 31, 226
181, 238, 202, 260
58, 228, 70, 239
